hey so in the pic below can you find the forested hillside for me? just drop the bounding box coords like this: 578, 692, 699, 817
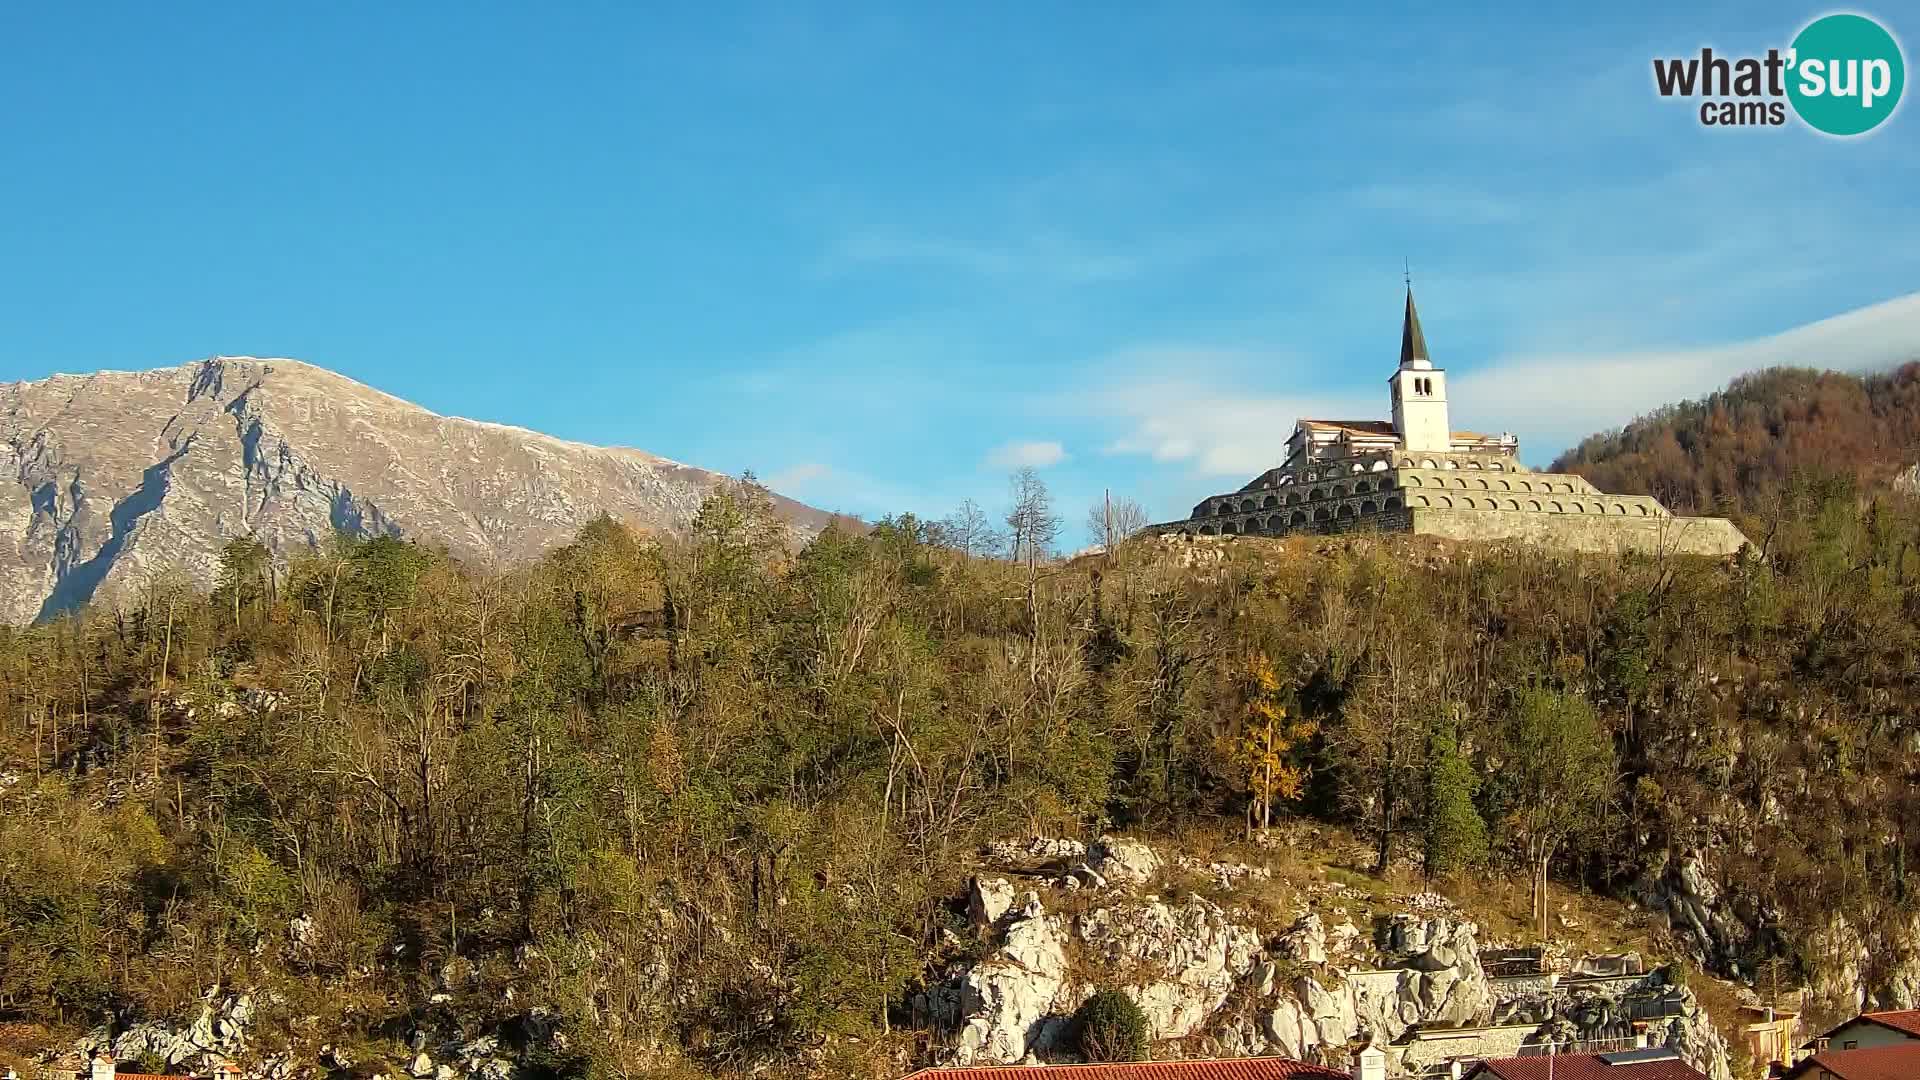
2, 474, 1919, 1078
1551, 362, 1920, 515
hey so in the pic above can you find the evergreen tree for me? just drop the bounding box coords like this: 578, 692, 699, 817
1422, 720, 1487, 879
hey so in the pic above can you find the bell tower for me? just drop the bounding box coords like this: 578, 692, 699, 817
1389, 287, 1451, 453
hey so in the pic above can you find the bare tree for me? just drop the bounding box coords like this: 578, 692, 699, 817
939, 498, 1002, 558
1084, 493, 1150, 551
1004, 467, 1060, 567
1004, 468, 1061, 686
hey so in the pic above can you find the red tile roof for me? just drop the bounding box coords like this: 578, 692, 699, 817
1467, 1053, 1707, 1080
1858, 1009, 1920, 1038
902, 1059, 1348, 1080
1786, 1042, 1920, 1079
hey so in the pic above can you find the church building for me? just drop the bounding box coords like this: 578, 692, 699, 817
1147, 290, 1750, 557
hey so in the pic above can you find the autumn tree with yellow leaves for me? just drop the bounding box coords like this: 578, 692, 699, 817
1227, 653, 1318, 836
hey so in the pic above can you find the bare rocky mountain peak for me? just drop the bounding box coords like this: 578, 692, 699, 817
1, 356, 837, 623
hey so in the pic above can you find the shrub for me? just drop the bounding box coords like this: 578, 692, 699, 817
1074, 988, 1150, 1063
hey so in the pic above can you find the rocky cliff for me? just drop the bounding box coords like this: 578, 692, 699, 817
919, 836, 1734, 1079
0, 357, 839, 623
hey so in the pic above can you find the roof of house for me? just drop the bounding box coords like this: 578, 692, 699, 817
1297, 419, 1399, 437
1853, 1009, 1920, 1038
1465, 1050, 1707, 1080
900, 1058, 1348, 1080
1292, 420, 1506, 444
1785, 1042, 1920, 1079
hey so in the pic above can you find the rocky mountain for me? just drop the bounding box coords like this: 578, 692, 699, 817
0, 356, 839, 623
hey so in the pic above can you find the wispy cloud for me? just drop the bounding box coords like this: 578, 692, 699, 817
821, 225, 1143, 285
985, 439, 1068, 469
1455, 290, 1920, 457
1088, 292, 1920, 479
765, 461, 832, 491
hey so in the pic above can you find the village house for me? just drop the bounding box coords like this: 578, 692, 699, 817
76, 1054, 239, 1080
1779, 1041, 1920, 1080
1462, 1047, 1708, 1079
900, 1047, 1376, 1080
1145, 288, 1749, 558
1802, 1008, 1920, 1054
1731, 1003, 1799, 1074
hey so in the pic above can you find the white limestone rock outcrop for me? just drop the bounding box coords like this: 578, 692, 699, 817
1078, 895, 1262, 1038
81, 989, 256, 1071
968, 877, 1018, 929
935, 894, 1073, 1066
1086, 838, 1162, 888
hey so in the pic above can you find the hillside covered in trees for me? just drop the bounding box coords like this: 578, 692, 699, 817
1551, 362, 1920, 516
2, 472, 1919, 1078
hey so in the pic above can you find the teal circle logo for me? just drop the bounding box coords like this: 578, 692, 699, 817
1787, 13, 1905, 135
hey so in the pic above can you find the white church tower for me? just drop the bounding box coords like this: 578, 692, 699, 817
1389, 287, 1451, 453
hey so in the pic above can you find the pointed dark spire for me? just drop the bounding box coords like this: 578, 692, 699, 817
1399, 286, 1432, 370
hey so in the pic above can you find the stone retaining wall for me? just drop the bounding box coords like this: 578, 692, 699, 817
1406, 508, 1748, 557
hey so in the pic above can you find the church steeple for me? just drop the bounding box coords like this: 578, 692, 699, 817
1398, 287, 1432, 370
1389, 285, 1450, 452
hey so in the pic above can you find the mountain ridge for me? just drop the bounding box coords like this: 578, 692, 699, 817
1550, 361, 1920, 515
0, 356, 840, 623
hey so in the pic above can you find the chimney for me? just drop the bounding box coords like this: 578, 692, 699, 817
90, 1054, 115, 1080
1351, 1043, 1388, 1080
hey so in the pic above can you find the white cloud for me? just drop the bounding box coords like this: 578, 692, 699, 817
822, 225, 1142, 285
765, 462, 833, 492
1455, 290, 1920, 460
985, 439, 1069, 469
1089, 291, 1920, 478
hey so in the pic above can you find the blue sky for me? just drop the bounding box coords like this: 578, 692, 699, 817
4, 3, 1918, 542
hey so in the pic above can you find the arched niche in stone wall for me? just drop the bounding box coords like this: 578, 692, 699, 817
1385, 496, 1403, 510
1361, 500, 1378, 514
